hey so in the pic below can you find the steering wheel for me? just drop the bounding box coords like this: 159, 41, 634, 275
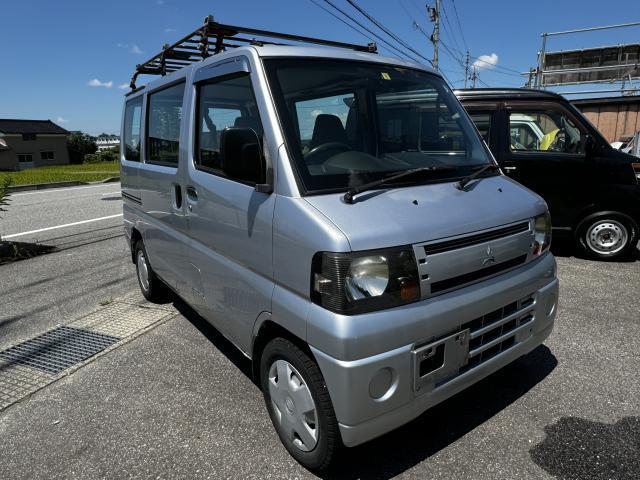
305, 142, 351, 165
550, 130, 566, 152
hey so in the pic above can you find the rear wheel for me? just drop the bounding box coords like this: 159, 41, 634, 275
260, 337, 341, 472
576, 212, 638, 260
134, 240, 171, 303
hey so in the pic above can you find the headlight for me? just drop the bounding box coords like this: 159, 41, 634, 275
532, 211, 552, 256
312, 247, 420, 314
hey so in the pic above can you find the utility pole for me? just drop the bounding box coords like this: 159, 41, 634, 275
464, 50, 470, 88
427, 0, 440, 70
470, 67, 478, 88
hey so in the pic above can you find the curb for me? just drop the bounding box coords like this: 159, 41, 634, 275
7, 177, 120, 193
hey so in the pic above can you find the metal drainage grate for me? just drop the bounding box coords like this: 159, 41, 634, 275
0, 326, 121, 375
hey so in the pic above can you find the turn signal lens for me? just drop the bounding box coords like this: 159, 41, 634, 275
533, 212, 552, 256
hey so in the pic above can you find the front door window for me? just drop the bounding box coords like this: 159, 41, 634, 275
508, 109, 584, 154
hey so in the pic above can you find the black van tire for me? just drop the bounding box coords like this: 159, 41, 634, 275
260, 337, 341, 472
134, 240, 171, 303
575, 211, 638, 260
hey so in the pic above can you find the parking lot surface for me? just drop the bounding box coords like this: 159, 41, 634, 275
1, 188, 638, 479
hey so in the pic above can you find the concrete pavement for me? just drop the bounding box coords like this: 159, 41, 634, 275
1, 183, 131, 349
0, 184, 638, 478
1, 258, 639, 477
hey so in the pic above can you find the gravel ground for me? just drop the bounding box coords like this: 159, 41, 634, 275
0, 245, 638, 479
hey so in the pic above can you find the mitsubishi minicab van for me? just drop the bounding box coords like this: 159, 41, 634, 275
120, 18, 559, 471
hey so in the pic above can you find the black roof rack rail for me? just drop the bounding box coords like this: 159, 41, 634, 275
129, 15, 378, 89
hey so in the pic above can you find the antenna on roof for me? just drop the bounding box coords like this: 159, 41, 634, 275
128, 14, 377, 90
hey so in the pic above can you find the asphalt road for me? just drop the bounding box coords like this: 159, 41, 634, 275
0, 183, 133, 349
1, 184, 639, 479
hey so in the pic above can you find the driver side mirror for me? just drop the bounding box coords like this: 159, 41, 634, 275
220, 127, 272, 193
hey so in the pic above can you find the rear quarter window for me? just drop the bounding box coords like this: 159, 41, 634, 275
146, 82, 185, 166
123, 97, 143, 162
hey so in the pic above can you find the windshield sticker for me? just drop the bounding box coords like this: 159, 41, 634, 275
380, 72, 391, 80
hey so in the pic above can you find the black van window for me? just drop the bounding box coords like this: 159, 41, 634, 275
509, 110, 584, 154
196, 74, 263, 181
468, 113, 492, 144
124, 96, 142, 161
147, 82, 185, 166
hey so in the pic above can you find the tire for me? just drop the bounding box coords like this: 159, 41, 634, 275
260, 337, 341, 472
134, 240, 171, 303
576, 211, 638, 260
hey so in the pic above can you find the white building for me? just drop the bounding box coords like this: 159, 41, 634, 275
96, 134, 120, 152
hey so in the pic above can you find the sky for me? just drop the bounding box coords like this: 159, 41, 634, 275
1, 0, 638, 135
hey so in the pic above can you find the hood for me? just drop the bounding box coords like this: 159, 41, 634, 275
304, 175, 547, 251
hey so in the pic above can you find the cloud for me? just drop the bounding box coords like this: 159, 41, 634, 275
118, 83, 130, 90
473, 53, 499, 70
55, 116, 68, 124
156, 0, 164, 4
88, 78, 113, 88
164, 28, 176, 33
117, 43, 143, 55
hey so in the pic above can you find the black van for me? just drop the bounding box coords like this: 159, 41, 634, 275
456, 88, 640, 260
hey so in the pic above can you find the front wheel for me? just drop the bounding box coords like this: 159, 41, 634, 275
576, 212, 638, 260
260, 337, 341, 472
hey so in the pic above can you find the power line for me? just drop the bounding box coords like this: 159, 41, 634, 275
439, 1, 464, 56
320, 0, 423, 63
308, 0, 399, 57
449, 0, 469, 51
471, 56, 523, 75
344, 0, 433, 64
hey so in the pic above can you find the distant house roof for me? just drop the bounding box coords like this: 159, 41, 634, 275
0, 119, 69, 135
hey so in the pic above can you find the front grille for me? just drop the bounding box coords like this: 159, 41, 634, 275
424, 222, 529, 255
459, 294, 535, 375
430, 255, 527, 294
430, 294, 536, 388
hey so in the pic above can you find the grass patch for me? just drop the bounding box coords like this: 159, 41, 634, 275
0, 241, 57, 265
0, 161, 120, 186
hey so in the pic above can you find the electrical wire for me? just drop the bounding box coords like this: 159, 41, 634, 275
449, 0, 469, 51
344, 0, 433, 64
307, 0, 399, 57
320, 0, 423, 63
439, 1, 464, 56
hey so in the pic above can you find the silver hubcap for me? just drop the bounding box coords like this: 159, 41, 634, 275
136, 250, 150, 292
268, 360, 318, 452
586, 220, 628, 255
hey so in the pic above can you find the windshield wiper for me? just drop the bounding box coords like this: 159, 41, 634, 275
455, 164, 501, 191
343, 166, 457, 204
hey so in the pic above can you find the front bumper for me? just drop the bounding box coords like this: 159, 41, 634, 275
309, 253, 558, 447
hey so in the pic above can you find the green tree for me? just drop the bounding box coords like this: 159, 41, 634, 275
67, 132, 97, 164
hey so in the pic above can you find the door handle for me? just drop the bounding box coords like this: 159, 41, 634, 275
503, 166, 517, 172
172, 184, 183, 209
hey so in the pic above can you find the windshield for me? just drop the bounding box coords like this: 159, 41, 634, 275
264, 59, 492, 193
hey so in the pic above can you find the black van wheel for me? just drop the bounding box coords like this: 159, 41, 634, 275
134, 240, 171, 303
260, 337, 341, 472
576, 212, 638, 260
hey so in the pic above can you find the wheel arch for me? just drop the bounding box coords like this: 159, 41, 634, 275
251, 316, 312, 384
130, 227, 143, 263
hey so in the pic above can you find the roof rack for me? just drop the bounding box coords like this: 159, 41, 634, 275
129, 15, 378, 89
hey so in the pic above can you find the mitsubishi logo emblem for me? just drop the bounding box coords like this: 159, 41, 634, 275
482, 246, 495, 266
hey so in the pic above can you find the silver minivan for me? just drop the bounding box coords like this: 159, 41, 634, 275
121, 19, 558, 471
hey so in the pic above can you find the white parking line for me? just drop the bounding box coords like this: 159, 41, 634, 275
11, 184, 119, 197
2, 214, 123, 239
